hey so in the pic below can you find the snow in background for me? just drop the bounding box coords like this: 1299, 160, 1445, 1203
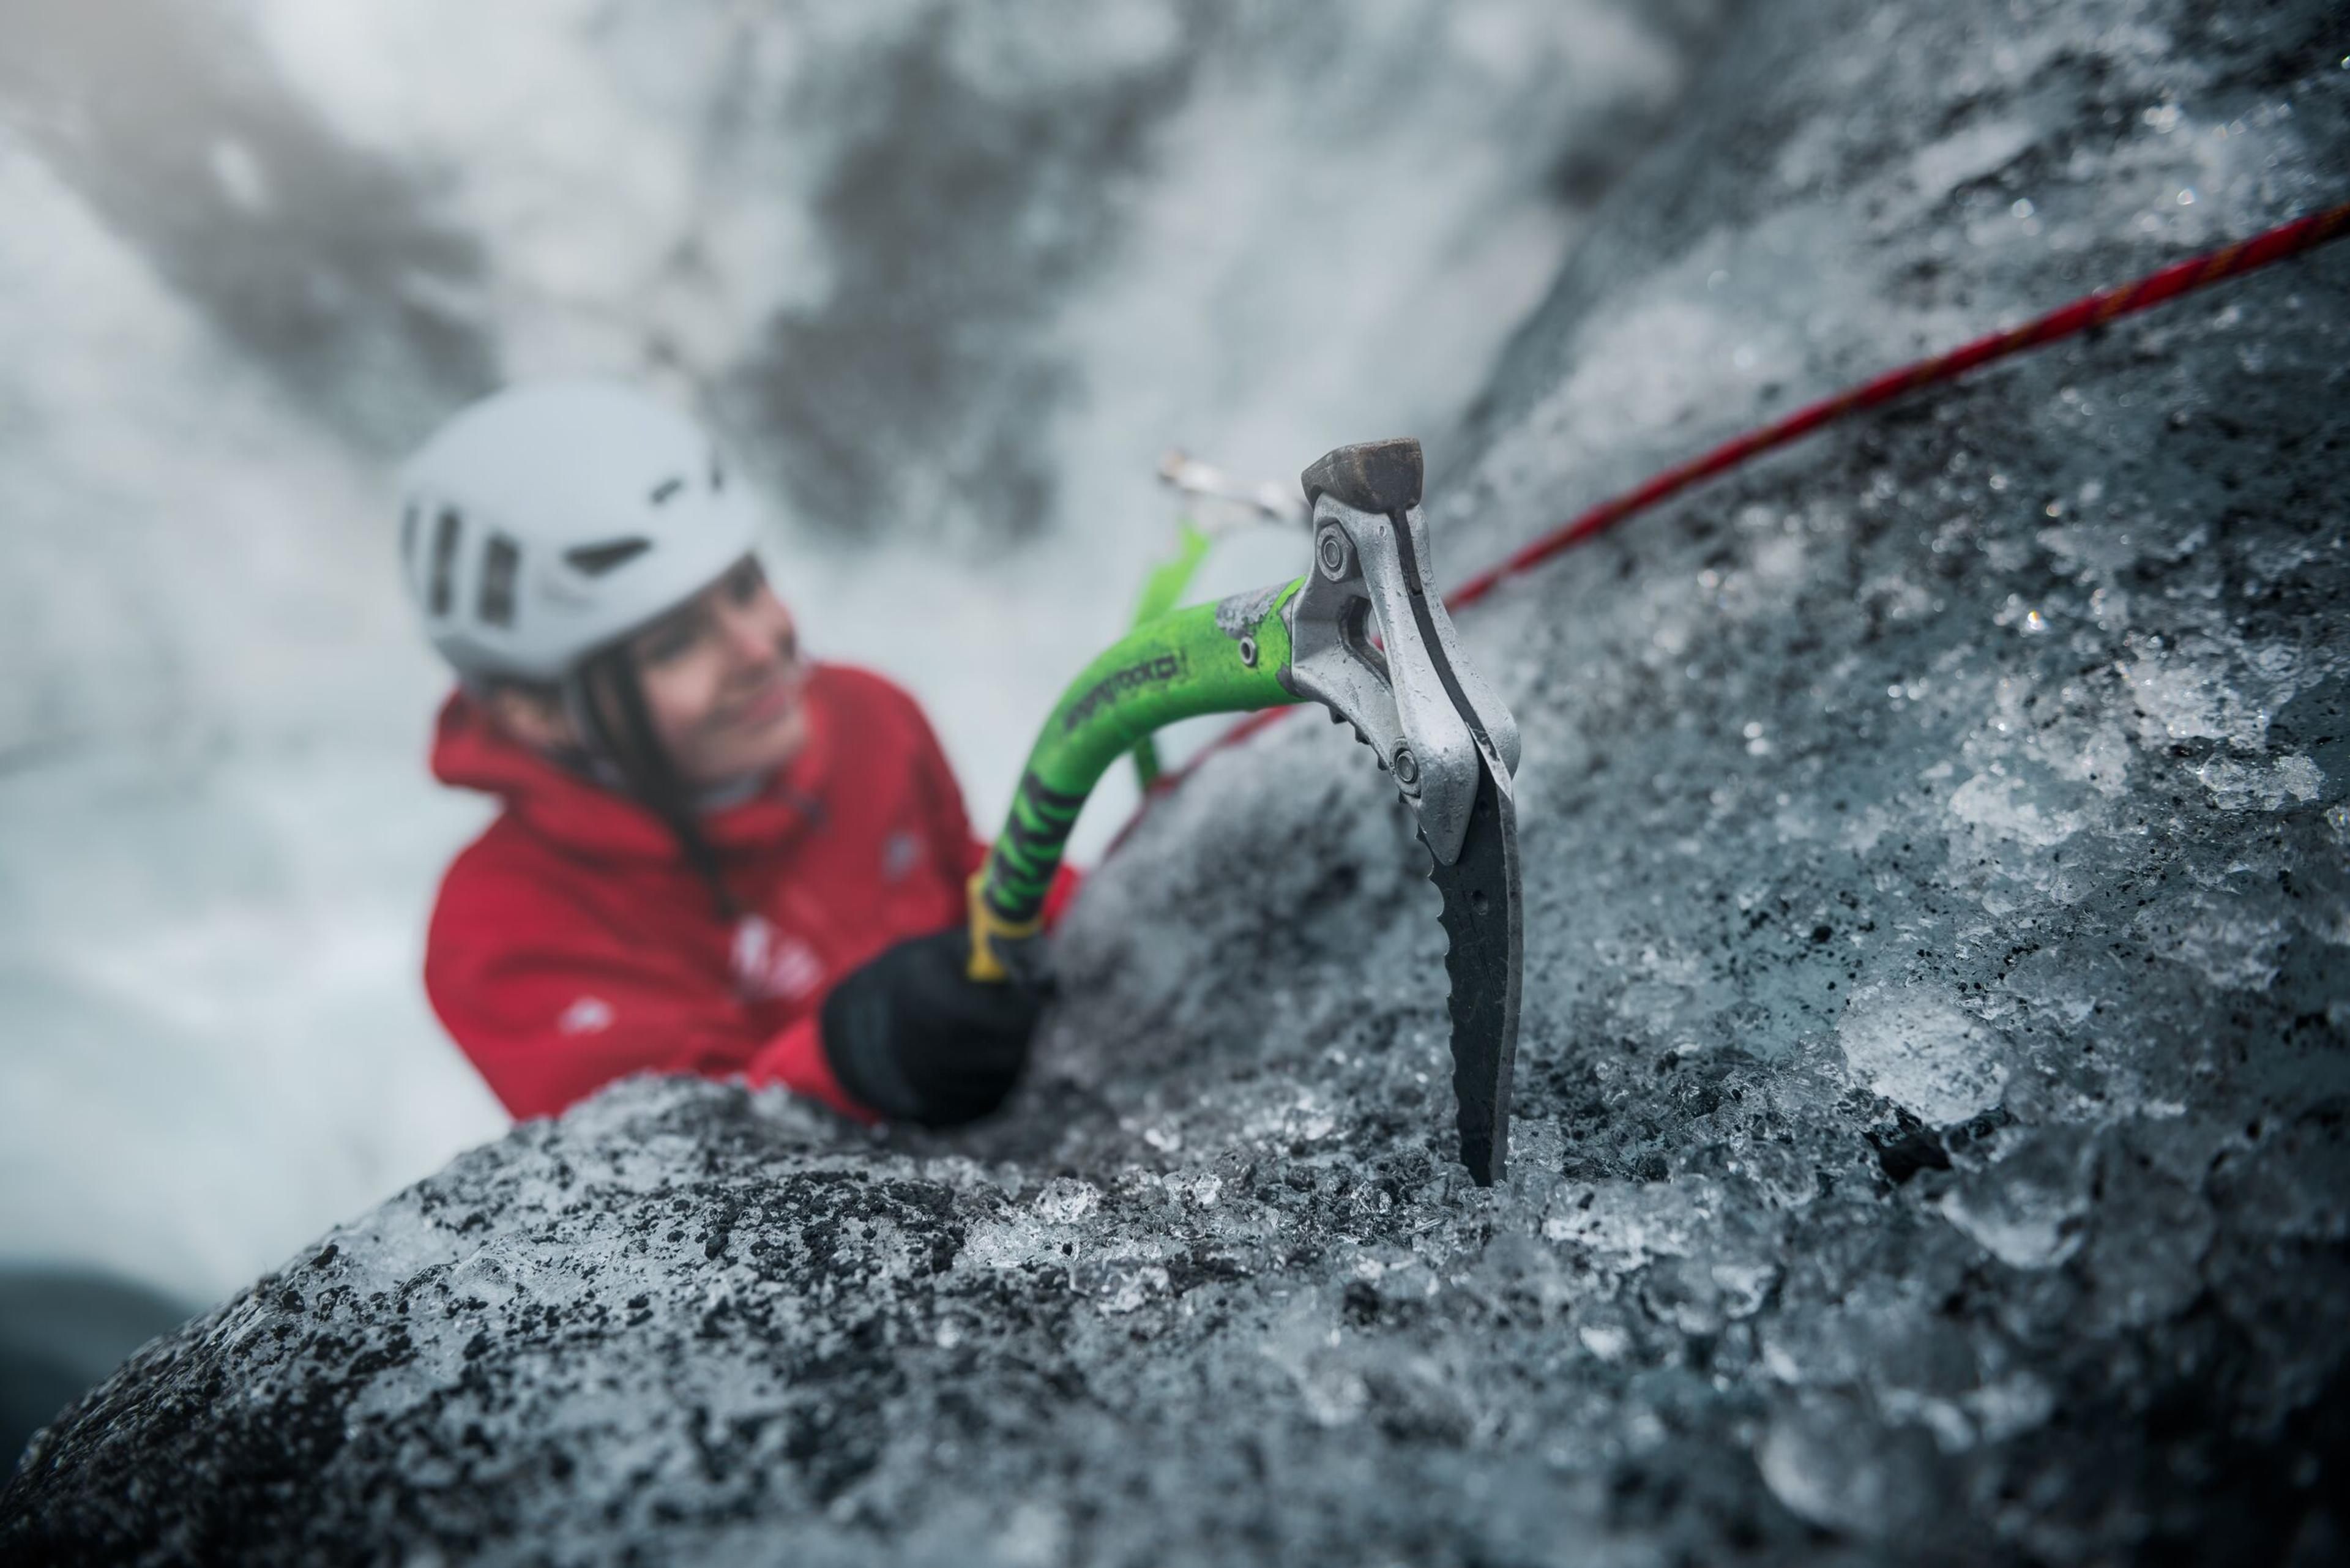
0, 0, 1709, 1305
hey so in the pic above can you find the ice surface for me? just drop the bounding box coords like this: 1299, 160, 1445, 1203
8, 0, 2350, 1562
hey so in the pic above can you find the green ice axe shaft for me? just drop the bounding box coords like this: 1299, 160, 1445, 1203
966, 578, 1305, 979
1122, 517, 1217, 791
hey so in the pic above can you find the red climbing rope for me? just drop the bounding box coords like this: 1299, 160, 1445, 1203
1445, 200, 2350, 610
1119, 199, 2350, 833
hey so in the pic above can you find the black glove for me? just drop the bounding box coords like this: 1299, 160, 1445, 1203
819, 927, 1045, 1128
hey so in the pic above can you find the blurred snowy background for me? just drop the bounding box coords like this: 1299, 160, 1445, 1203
0, 0, 1720, 1316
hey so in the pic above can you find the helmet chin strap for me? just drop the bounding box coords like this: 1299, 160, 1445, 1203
565, 647, 743, 924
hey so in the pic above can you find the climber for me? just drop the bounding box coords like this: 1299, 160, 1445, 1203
402, 379, 1072, 1127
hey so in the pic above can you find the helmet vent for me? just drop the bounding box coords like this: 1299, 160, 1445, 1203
709, 448, 724, 491
647, 476, 685, 506
565, 537, 652, 577
478, 534, 520, 627
428, 507, 464, 616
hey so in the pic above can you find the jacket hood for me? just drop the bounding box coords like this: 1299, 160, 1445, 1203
430, 669, 840, 861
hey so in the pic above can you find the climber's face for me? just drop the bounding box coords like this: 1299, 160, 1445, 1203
627, 556, 811, 788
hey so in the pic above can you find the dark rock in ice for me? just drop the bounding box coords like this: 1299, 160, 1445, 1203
9, 0, 2350, 1561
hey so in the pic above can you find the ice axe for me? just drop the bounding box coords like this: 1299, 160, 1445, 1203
966, 438, 1524, 1184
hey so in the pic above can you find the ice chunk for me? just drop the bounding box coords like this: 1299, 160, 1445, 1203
2195, 754, 2322, 811
2134, 894, 2288, 992
1033, 1177, 1101, 1224
1758, 1394, 1942, 1539
1838, 987, 2009, 1126
2117, 636, 2303, 752
1947, 771, 2080, 848
1938, 1130, 2095, 1269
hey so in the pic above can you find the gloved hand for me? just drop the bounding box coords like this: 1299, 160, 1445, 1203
818, 927, 1045, 1127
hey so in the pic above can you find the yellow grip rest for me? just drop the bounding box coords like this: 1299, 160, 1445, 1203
966, 868, 1043, 984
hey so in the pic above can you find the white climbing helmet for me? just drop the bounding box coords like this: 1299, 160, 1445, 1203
397, 379, 761, 682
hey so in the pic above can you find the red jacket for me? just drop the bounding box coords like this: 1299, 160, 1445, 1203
425, 663, 1069, 1121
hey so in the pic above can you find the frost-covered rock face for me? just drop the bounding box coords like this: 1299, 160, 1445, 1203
9, 0, 2350, 1561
